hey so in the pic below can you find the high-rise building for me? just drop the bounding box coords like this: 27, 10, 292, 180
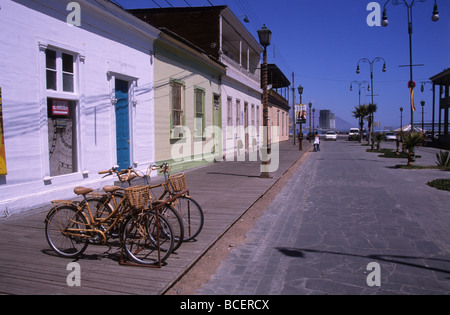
319, 110, 336, 130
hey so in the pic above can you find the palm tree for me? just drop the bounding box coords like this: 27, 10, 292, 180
352, 105, 369, 143
402, 132, 424, 166
366, 104, 377, 146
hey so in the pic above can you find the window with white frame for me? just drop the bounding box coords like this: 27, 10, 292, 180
171, 80, 185, 138
44, 47, 79, 177
251, 104, 255, 130
194, 87, 205, 138
236, 99, 241, 138
46, 49, 75, 93
256, 105, 260, 137
227, 97, 233, 139
277, 110, 280, 134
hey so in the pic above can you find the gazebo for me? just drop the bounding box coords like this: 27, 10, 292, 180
394, 124, 423, 133
429, 68, 450, 148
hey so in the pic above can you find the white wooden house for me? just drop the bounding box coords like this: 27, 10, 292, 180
0, 0, 160, 214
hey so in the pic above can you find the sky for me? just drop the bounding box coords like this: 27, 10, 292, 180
113, 0, 450, 130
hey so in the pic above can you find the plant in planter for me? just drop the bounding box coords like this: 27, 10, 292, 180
436, 150, 450, 168
402, 132, 424, 166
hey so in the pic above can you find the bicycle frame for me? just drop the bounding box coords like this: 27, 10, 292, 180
49, 191, 131, 246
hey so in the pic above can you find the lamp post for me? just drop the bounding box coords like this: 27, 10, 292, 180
382, 0, 440, 133
350, 80, 370, 106
257, 24, 272, 178
356, 57, 386, 144
312, 108, 315, 135
400, 107, 404, 137
292, 74, 296, 146
421, 100, 425, 131
308, 102, 312, 143
298, 85, 303, 150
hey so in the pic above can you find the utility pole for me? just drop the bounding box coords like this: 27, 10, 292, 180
292, 72, 296, 145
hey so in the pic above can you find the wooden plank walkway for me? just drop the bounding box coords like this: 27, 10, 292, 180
0, 141, 311, 295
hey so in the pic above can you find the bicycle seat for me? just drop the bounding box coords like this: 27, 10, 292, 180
74, 187, 94, 196
102, 185, 123, 193
119, 173, 137, 182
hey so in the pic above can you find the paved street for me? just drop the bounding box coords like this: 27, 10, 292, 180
198, 139, 450, 295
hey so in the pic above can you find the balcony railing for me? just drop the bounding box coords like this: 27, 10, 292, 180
220, 53, 260, 83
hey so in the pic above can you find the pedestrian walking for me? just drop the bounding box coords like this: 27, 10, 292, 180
313, 132, 320, 152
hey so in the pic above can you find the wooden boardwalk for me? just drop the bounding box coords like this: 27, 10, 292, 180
0, 141, 310, 295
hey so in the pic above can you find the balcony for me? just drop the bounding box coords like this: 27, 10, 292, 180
220, 53, 260, 83
268, 90, 290, 112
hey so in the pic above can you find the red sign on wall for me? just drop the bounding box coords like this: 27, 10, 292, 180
52, 99, 69, 116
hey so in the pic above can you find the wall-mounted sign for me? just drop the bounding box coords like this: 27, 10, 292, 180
0, 87, 7, 175
52, 99, 69, 116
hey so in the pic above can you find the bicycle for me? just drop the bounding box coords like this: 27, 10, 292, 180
133, 163, 204, 242
44, 184, 174, 266
97, 166, 185, 251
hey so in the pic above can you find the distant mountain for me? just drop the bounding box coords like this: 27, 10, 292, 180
335, 115, 354, 131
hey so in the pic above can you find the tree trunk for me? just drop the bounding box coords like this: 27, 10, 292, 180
407, 151, 415, 166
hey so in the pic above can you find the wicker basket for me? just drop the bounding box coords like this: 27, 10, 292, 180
168, 173, 186, 193
125, 185, 150, 211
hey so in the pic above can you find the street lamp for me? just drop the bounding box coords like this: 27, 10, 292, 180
400, 107, 404, 137
421, 100, 425, 131
257, 24, 272, 178
382, 0, 440, 133
350, 80, 370, 106
308, 102, 312, 143
356, 57, 386, 144
312, 108, 315, 135
297, 85, 304, 151
421, 81, 433, 93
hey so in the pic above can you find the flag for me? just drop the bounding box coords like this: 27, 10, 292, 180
410, 86, 416, 112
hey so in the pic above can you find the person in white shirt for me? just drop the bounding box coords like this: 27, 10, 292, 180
313, 132, 320, 152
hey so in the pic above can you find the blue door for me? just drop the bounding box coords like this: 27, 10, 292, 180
115, 79, 130, 170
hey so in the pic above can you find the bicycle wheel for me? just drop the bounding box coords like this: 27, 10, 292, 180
122, 211, 174, 265
172, 196, 204, 241
158, 203, 184, 251
45, 205, 89, 258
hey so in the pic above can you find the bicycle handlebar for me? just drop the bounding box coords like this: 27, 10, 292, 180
98, 163, 171, 182
142, 162, 170, 176
98, 170, 112, 175
98, 166, 133, 182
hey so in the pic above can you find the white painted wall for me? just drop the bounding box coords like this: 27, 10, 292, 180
220, 58, 262, 160
0, 0, 159, 215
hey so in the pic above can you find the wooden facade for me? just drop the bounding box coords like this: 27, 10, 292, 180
129, 6, 263, 159
267, 64, 291, 143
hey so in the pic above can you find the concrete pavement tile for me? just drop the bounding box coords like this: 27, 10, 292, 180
304, 278, 365, 295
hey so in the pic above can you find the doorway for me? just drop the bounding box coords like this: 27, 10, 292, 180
244, 102, 249, 152
115, 79, 130, 170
